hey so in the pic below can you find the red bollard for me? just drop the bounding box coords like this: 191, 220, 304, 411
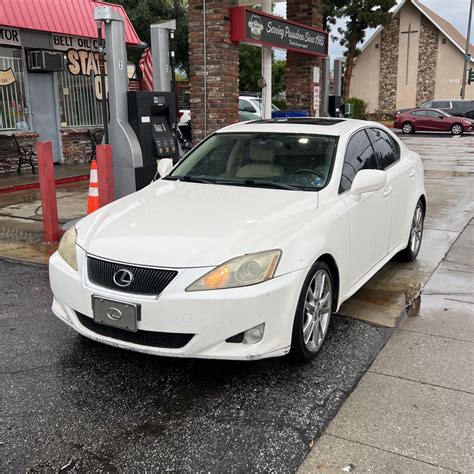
96, 144, 114, 207
36, 141, 60, 243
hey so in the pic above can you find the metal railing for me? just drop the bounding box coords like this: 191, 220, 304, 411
0, 55, 28, 130
58, 71, 103, 127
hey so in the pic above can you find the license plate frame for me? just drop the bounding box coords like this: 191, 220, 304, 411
92, 296, 141, 333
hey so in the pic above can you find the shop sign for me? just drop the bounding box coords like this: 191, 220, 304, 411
0, 27, 21, 46
52, 34, 101, 52
231, 7, 328, 57
0, 68, 16, 86
52, 34, 108, 100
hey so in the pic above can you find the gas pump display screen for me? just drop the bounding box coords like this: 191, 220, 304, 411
153, 123, 166, 132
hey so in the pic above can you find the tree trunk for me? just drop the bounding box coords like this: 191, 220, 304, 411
343, 47, 355, 99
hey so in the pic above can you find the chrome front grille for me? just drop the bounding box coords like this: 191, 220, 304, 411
87, 256, 178, 296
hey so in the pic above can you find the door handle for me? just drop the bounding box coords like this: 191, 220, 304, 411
408, 169, 416, 178
383, 187, 392, 198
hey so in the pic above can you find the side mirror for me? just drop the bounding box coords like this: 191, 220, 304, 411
350, 169, 387, 200
438, 115, 444, 119
157, 158, 173, 178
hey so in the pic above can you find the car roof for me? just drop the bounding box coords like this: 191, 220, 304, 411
216, 117, 381, 136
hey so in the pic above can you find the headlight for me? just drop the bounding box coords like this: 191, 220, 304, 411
58, 226, 78, 270
186, 250, 281, 291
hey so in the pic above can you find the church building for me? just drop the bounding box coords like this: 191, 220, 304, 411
350, 0, 474, 115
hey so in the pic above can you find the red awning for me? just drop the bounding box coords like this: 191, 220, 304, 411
0, 0, 143, 46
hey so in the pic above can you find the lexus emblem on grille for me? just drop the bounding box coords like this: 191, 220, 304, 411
113, 269, 134, 287
106, 307, 122, 321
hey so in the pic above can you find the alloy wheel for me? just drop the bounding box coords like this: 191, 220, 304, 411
451, 124, 463, 135
302, 270, 332, 352
410, 203, 424, 255
402, 123, 413, 134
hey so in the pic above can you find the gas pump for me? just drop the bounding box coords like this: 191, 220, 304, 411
127, 91, 179, 188
94, 6, 181, 198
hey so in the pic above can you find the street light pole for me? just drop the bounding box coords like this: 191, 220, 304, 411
460, 0, 473, 99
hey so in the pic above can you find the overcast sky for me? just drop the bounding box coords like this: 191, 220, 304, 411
272, 0, 473, 60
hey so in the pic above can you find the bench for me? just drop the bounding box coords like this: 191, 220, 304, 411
0, 133, 37, 174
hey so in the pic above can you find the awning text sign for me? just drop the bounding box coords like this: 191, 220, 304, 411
231, 7, 328, 57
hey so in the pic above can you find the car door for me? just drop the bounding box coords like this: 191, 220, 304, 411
367, 128, 415, 252
340, 129, 392, 286
426, 110, 451, 131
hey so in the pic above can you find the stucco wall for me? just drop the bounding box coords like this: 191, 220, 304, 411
435, 35, 474, 100
395, 2, 421, 110
350, 33, 381, 112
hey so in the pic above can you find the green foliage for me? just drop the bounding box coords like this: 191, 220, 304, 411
346, 97, 366, 119
239, 45, 286, 95
272, 99, 287, 110
272, 60, 286, 96
239, 44, 261, 92
336, 0, 395, 52
116, 0, 189, 76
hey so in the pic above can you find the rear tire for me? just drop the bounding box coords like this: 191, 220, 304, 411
450, 124, 463, 135
402, 122, 414, 134
291, 261, 333, 362
398, 200, 424, 262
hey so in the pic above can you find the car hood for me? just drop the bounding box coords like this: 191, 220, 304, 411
77, 180, 318, 268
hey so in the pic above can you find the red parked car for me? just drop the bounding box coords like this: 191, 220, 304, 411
394, 108, 474, 135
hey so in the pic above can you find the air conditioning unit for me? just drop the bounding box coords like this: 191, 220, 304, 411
26, 50, 64, 73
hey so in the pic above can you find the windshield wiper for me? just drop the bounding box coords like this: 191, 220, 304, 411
165, 175, 215, 184
215, 178, 301, 190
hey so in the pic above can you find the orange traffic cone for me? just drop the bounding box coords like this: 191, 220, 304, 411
87, 160, 100, 214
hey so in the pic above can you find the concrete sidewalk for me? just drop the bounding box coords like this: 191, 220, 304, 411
300, 219, 473, 473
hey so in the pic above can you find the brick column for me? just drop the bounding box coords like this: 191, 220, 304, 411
286, 0, 324, 115
188, 0, 240, 143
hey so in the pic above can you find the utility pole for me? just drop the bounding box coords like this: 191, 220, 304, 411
460, 0, 473, 99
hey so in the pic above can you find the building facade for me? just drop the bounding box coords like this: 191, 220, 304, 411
350, 0, 474, 116
0, 0, 142, 173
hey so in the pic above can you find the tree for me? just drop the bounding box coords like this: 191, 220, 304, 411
332, 0, 396, 98
239, 45, 286, 96
116, 0, 189, 77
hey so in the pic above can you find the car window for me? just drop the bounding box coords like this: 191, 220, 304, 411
432, 100, 450, 109
239, 100, 255, 112
169, 132, 338, 191
412, 110, 426, 116
339, 130, 379, 193
425, 111, 441, 118
421, 101, 432, 108
452, 101, 474, 112
367, 128, 400, 170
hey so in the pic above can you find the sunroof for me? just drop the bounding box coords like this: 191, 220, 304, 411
252, 118, 346, 126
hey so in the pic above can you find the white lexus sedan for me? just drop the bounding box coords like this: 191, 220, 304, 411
49, 118, 426, 361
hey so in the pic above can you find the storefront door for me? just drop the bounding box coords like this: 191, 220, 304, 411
28, 72, 62, 163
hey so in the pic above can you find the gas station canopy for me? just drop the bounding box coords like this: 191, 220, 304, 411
0, 0, 143, 46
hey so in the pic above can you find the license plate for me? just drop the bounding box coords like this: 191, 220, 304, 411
92, 296, 140, 332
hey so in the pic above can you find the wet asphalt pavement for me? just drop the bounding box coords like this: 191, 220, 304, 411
1, 259, 392, 472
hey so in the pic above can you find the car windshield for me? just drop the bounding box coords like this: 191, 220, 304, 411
251, 98, 280, 111
167, 133, 337, 191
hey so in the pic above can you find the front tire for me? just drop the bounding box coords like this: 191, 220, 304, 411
451, 124, 463, 135
402, 122, 414, 134
291, 262, 333, 361
398, 200, 424, 262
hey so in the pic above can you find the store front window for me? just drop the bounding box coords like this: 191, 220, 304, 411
0, 46, 28, 130
58, 67, 103, 128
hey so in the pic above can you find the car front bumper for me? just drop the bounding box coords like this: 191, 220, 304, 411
49, 248, 307, 360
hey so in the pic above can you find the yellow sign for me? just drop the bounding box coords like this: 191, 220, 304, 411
0, 68, 16, 86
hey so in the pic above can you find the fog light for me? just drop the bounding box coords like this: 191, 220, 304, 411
243, 323, 265, 344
